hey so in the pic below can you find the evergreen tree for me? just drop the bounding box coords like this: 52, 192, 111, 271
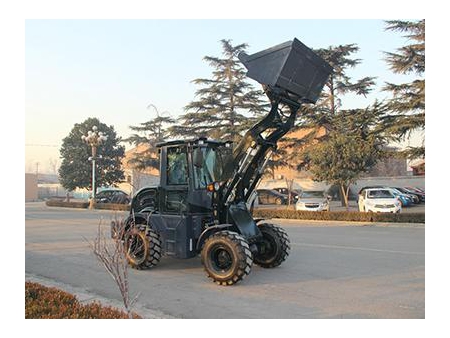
301, 44, 377, 130
305, 103, 388, 208
282, 44, 377, 169
382, 19, 425, 159
315, 44, 376, 117
59, 117, 125, 193
123, 104, 175, 171
171, 39, 269, 142
278, 43, 393, 207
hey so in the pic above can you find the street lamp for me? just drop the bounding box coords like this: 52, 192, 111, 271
81, 126, 108, 208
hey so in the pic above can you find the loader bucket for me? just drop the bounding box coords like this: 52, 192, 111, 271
238, 38, 332, 104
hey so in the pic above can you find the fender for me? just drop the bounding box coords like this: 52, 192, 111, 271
196, 223, 233, 252
111, 212, 152, 239
227, 201, 262, 240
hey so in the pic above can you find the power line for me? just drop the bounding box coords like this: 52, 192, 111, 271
25, 144, 59, 147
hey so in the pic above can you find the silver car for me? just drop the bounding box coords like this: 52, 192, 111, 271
295, 191, 330, 212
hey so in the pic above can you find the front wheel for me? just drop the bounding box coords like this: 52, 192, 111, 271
201, 230, 253, 286
124, 226, 161, 270
254, 223, 290, 268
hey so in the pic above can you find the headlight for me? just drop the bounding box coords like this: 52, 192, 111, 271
206, 182, 221, 192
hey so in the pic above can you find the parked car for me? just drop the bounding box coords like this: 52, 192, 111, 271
95, 189, 131, 204
358, 188, 402, 213
393, 187, 420, 204
295, 190, 330, 212
387, 187, 413, 207
273, 188, 301, 203
410, 186, 425, 193
357, 186, 385, 196
404, 186, 425, 202
256, 189, 288, 205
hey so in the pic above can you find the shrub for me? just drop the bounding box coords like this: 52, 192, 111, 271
45, 200, 89, 209
93, 203, 130, 211
45, 200, 130, 211
253, 208, 425, 223
25, 282, 141, 319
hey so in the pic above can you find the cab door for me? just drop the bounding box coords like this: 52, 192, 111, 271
160, 146, 189, 213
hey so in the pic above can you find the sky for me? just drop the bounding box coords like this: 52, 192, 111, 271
25, 18, 423, 174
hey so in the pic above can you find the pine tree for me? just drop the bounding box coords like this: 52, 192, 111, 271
277, 44, 390, 207
282, 44, 377, 170
382, 19, 425, 159
301, 44, 377, 131
123, 104, 175, 171
59, 117, 125, 193
171, 39, 269, 142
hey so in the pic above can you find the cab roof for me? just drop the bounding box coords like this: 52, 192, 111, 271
156, 137, 232, 148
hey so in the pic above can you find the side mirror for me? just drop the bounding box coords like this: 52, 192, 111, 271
193, 148, 204, 168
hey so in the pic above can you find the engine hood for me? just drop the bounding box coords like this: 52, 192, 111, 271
298, 198, 327, 204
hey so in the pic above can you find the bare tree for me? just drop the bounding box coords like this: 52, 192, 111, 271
48, 158, 59, 175
85, 217, 138, 318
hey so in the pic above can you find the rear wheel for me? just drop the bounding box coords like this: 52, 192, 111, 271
124, 226, 161, 269
201, 230, 253, 286
254, 223, 290, 268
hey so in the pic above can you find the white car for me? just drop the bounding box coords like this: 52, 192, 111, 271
358, 188, 402, 213
295, 191, 330, 212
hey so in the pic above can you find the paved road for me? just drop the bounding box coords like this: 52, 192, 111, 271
25, 202, 424, 318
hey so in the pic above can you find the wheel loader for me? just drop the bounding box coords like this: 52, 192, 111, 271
112, 38, 332, 285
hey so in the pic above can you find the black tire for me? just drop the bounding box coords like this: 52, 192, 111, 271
254, 223, 290, 268
275, 197, 282, 205
201, 230, 253, 286
124, 226, 161, 269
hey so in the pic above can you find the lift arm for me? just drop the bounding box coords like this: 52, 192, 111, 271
220, 38, 333, 211
221, 89, 301, 206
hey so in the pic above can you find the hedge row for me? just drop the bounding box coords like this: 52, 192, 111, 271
45, 199, 130, 211
44, 200, 424, 223
93, 203, 130, 211
45, 200, 90, 208
253, 208, 425, 223
25, 282, 140, 319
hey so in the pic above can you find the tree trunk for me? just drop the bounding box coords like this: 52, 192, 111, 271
340, 184, 349, 211
285, 178, 294, 207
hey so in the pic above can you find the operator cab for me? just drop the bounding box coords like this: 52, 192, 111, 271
157, 137, 233, 214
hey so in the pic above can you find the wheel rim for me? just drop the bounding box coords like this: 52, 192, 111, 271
210, 245, 233, 272
258, 235, 277, 262
127, 233, 146, 263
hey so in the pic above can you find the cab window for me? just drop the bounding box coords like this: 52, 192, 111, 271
167, 147, 188, 185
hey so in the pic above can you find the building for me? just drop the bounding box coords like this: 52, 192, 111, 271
408, 159, 425, 176
119, 144, 159, 196
25, 173, 38, 201
271, 126, 327, 181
